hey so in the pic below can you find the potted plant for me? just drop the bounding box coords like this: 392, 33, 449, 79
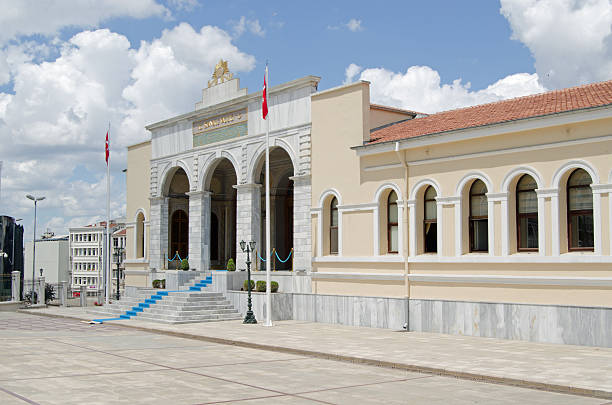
180, 259, 190, 270
227, 258, 235, 271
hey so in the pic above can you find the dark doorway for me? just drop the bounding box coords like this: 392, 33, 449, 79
210, 213, 219, 262
170, 209, 188, 260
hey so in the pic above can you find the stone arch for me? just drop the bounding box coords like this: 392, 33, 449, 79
374, 182, 403, 204
318, 188, 342, 208
201, 152, 241, 191
501, 166, 544, 192
248, 141, 298, 184
552, 160, 599, 189
456, 171, 493, 196
409, 179, 441, 201
159, 160, 193, 196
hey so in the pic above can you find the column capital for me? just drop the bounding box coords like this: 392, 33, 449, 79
536, 188, 559, 198
149, 196, 168, 203
234, 183, 262, 191
186, 190, 212, 197
436, 196, 461, 206
485, 192, 508, 202
289, 174, 311, 184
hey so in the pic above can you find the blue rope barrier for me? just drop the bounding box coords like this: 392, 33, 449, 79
275, 250, 292, 263
167, 253, 188, 262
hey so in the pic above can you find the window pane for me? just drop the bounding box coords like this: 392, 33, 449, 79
517, 175, 537, 191
330, 227, 338, 254
518, 216, 538, 249
471, 219, 488, 251
569, 214, 594, 248
471, 180, 487, 195
569, 186, 593, 210
388, 191, 398, 204
517, 190, 537, 213
390, 225, 398, 252
424, 222, 437, 253
425, 200, 437, 220
331, 209, 338, 226
470, 195, 488, 217
568, 169, 592, 187
388, 203, 398, 223
424, 186, 436, 200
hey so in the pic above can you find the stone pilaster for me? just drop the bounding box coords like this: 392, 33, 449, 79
149, 196, 169, 271
11, 271, 20, 301
37, 276, 45, 305
187, 191, 211, 271
291, 175, 311, 272
234, 183, 261, 270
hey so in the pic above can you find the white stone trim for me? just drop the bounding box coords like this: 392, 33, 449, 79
363, 163, 403, 172
456, 172, 493, 195
355, 106, 612, 156
455, 199, 462, 256
500, 196, 509, 256
312, 255, 405, 263
312, 272, 404, 281
338, 203, 377, 212
536, 193, 546, 256
487, 198, 495, 256
408, 254, 611, 263
501, 166, 544, 192
409, 179, 441, 201
407, 274, 612, 287
436, 196, 460, 205
550, 192, 560, 256
435, 200, 444, 255
317, 188, 342, 208
486, 192, 508, 202
592, 190, 602, 255
552, 160, 600, 188
407, 199, 417, 256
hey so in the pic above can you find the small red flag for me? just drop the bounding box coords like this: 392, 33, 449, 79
105, 130, 109, 164
262, 74, 268, 120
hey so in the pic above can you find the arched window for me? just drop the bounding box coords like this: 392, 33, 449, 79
424, 186, 437, 253
330, 197, 339, 255
516, 175, 538, 251
387, 191, 399, 253
567, 169, 593, 251
136, 212, 145, 258
469, 180, 488, 252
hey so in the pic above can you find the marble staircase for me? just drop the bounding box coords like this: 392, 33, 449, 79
87, 274, 242, 324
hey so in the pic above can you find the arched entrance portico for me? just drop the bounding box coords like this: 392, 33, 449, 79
255, 147, 294, 270
165, 167, 190, 268
206, 158, 237, 269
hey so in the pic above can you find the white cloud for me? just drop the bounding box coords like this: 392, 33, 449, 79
501, 0, 612, 88
168, 0, 200, 11
356, 65, 546, 113
346, 19, 363, 32
343, 63, 363, 84
0, 23, 255, 237
0, 0, 170, 45
231, 16, 266, 38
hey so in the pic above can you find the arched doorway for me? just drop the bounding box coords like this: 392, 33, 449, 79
207, 159, 237, 269
170, 209, 188, 259
257, 147, 294, 270
166, 167, 190, 268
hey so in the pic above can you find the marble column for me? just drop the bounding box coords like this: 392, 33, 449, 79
149, 196, 169, 271
80, 286, 87, 307
187, 191, 211, 271
234, 183, 262, 271
37, 276, 45, 305
291, 175, 312, 272
11, 271, 20, 301
59, 281, 68, 307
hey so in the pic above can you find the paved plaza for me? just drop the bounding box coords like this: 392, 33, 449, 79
0, 311, 610, 404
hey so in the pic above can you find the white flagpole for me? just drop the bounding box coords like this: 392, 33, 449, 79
105, 122, 111, 305
265, 64, 273, 327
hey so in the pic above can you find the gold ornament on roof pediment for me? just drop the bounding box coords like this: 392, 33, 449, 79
208, 59, 234, 87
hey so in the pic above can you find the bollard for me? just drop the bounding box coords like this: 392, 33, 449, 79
11, 271, 21, 302
59, 281, 68, 307
80, 286, 87, 307
37, 277, 45, 305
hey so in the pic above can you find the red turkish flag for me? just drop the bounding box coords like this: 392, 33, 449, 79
105, 130, 109, 164
262, 74, 268, 120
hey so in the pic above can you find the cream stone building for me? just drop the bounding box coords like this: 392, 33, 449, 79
125, 62, 612, 346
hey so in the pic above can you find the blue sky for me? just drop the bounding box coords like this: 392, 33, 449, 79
0, 0, 610, 240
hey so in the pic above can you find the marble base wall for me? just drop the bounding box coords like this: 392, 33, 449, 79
292, 293, 407, 330
409, 299, 612, 348
234, 184, 261, 271
166, 270, 207, 291
226, 291, 293, 321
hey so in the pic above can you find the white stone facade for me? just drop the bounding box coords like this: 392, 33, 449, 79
145, 72, 319, 275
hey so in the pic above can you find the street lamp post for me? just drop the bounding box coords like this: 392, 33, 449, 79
26, 194, 45, 305
240, 240, 257, 324
114, 245, 123, 301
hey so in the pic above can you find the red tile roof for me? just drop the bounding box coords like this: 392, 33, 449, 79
368, 80, 612, 145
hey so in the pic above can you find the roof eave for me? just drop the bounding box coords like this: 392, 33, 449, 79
353, 104, 612, 156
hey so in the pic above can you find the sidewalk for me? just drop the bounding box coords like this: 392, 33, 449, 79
20, 306, 612, 400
